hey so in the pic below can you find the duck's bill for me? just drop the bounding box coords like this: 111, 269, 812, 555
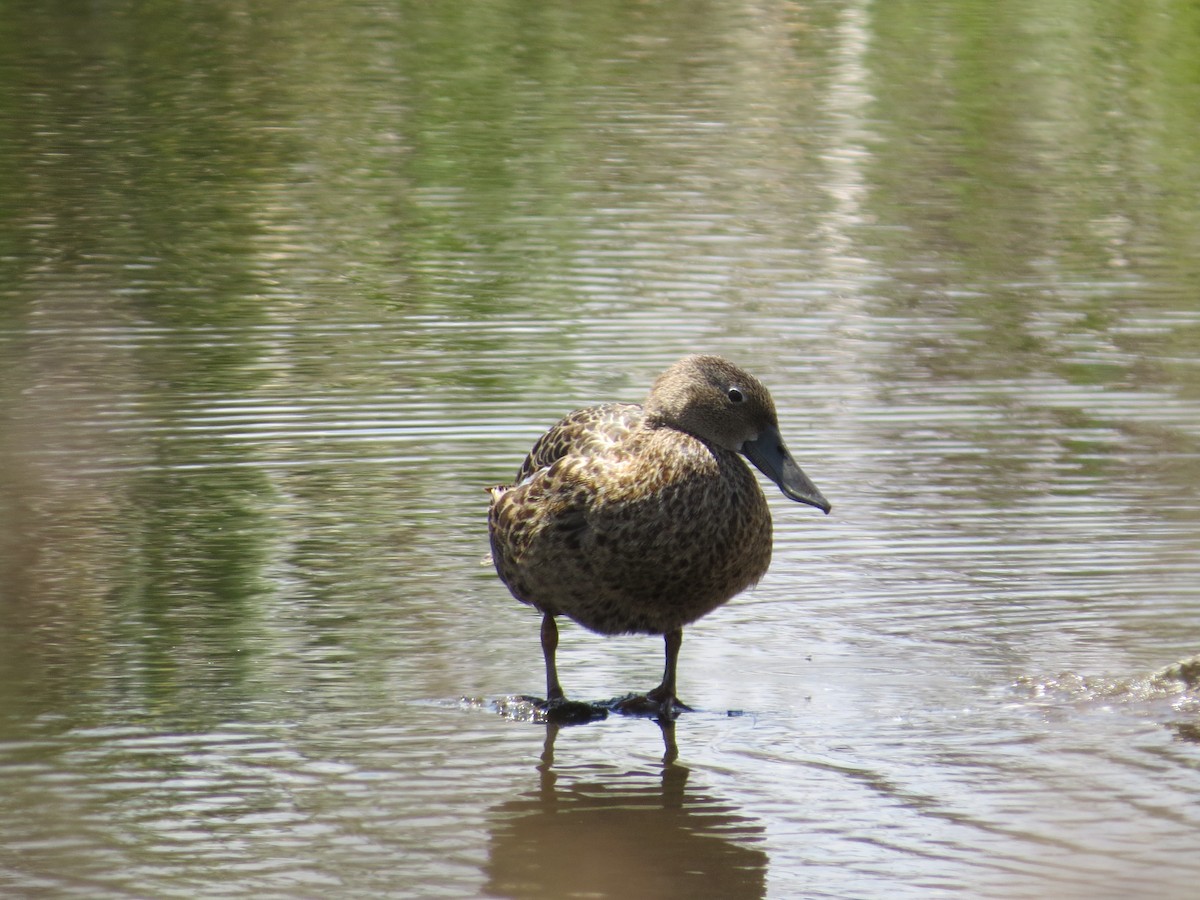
742, 427, 831, 514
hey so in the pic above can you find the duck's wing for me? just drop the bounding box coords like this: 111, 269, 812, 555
489, 402, 645, 608
513, 402, 643, 484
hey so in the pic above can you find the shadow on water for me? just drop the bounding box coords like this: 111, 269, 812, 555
483, 720, 768, 900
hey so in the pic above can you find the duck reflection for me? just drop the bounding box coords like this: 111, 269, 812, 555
484, 720, 767, 899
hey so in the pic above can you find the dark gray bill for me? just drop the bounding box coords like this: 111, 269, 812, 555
742, 425, 831, 514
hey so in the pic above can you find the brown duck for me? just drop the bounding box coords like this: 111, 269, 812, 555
487, 354, 830, 717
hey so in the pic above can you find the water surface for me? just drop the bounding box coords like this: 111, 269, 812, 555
2, 1, 1199, 897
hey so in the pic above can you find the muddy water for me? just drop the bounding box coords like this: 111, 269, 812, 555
2, 0, 1199, 897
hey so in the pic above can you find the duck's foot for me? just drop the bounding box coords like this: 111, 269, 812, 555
507, 695, 609, 726
606, 692, 694, 720
541, 697, 610, 725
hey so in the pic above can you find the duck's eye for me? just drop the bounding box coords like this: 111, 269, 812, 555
727, 387, 745, 403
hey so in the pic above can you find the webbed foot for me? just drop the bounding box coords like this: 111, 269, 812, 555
607, 692, 693, 719
526, 695, 609, 726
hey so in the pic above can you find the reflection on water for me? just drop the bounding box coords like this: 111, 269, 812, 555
2, 0, 1200, 896
486, 722, 767, 900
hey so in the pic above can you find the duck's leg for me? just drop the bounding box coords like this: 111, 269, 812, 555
536, 614, 606, 724
541, 612, 565, 701
646, 628, 692, 713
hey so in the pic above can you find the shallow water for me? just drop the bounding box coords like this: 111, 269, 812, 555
2, 1, 1200, 897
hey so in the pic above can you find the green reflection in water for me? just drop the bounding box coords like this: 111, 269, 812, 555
115, 460, 276, 719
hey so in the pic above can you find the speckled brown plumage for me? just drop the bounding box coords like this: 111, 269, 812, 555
487, 354, 830, 715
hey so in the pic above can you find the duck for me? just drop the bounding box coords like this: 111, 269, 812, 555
487, 354, 830, 718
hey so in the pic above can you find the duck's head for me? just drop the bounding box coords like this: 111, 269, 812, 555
644, 354, 831, 514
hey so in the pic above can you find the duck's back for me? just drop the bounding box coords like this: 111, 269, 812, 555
512, 402, 643, 483
488, 403, 773, 636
